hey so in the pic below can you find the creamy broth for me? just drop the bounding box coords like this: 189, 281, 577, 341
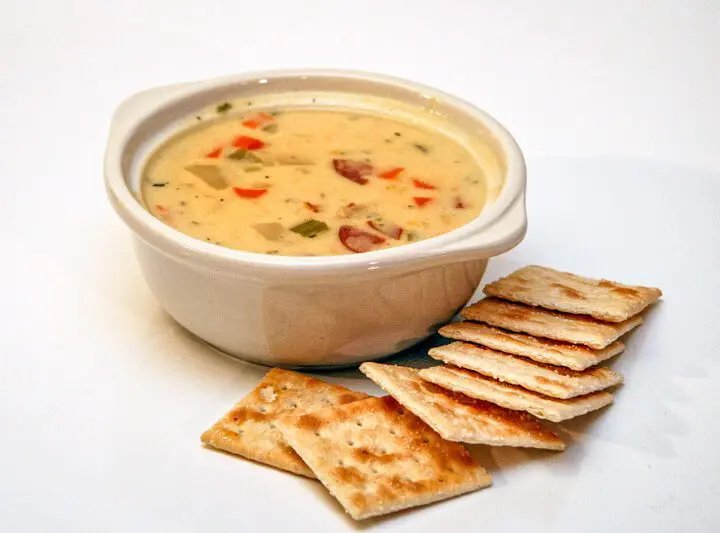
142, 105, 487, 255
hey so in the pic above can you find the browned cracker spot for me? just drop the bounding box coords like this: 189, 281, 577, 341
484, 265, 662, 322
276, 395, 492, 520
439, 321, 624, 371
420, 365, 614, 422
201, 368, 368, 477
461, 298, 642, 349
360, 362, 565, 450
429, 341, 623, 399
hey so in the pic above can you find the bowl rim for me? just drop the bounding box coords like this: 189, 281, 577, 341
104, 68, 526, 274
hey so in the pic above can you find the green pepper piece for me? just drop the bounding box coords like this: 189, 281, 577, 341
290, 219, 329, 238
227, 149, 248, 160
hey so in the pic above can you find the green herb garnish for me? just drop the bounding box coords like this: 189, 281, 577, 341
406, 232, 416, 241
262, 123, 278, 134
151, 182, 168, 188
413, 143, 429, 153
216, 102, 232, 113
228, 149, 248, 160
245, 152, 263, 163
290, 219, 329, 238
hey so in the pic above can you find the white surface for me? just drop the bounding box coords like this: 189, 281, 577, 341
1, 1, 719, 532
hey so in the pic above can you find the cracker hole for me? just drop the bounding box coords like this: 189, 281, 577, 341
370, 467, 379, 474
356, 420, 363, 427
269, 423, 276, 429
232, 417, 239, 422
347, 440, 355, 447
289, 402, 298, 408
314, 431, 320, 437
338, 459, 345, 466
280, 385, 289, 391
258, 406, 267, 413
389, 429, 396, 436
422, 437, 430, 444
397, 408, 406, 415
438, 477, 446, 484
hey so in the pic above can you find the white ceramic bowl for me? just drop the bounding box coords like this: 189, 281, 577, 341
104, 69, 526, 367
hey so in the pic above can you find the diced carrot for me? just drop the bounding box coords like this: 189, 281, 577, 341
242, 119, 261, 129
413, 197, 433, 207
205, 147, 223, 158
233, 187, 268, 199
304, 201, 321, 213
378, 167, 404, 180
257, 112, 274, 122
155, 204, 168, 212
232, 135, 265, 150
412, 178, 436, 190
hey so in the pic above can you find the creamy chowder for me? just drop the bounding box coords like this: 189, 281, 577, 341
141, 103, 488, 255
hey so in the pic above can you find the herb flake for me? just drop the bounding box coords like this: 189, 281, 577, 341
216, 102, 232, 114
413, 143, 430, 153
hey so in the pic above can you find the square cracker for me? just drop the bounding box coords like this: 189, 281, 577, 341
429, 342, 623, 399
420, 365, 614, 422
461, 298, 642, 349
276, 395, 491, 520
201, 368, 368, 478
439, 321, 624, 371
484, 265, 662, 322
360, 363, 564, 450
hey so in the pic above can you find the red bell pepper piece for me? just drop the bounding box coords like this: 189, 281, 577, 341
378, 167, 404, 180
412, 178, 436, 190
233, 187, 268, 199
232, 135, 265, 150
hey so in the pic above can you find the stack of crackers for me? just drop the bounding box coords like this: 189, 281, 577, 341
424, 265, 661, 423
201, 265, 661, 521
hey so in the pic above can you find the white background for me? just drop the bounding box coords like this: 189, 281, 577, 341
1, 1, 719, 532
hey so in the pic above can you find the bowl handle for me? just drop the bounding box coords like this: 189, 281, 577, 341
109, 82, 194, 137
429, 192, 527, 264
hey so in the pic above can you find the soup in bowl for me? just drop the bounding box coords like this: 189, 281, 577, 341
142, 105, 489, 256
105, 70, 526, 367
